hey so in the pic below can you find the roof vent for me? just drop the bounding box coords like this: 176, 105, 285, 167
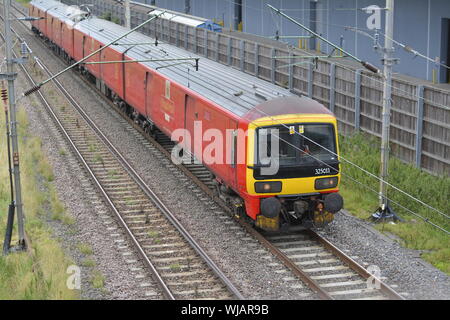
255, 92, 268, 101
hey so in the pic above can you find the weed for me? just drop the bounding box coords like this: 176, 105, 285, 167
91, 270, 105, 289
148, 230, 159, 238
88, 143, 97, 153
169, 263, 181, 271
339, 132, 450, 274
82, 258, 96, 268
77, 243, 94, 256
93, 154, 103, 164
0, 107, 78, 299
108, 169, 118, 179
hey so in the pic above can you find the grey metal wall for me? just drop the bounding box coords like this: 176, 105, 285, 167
61, 0, 450, 176
134, 0, 450, 84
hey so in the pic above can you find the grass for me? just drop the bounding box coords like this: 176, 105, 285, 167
15, 0, 31, 7
93, 154, 103, 164
338, 132, 450, 274
169, 263, 181, 271
0, 104, 78, 299
148, 230, 159, 238
82, 258, 96, 268
77, 243, 94, 256
90, 270, 105, 289
48, 184, 75, 225
88, 143, 97, 153
107, 169, 119, 179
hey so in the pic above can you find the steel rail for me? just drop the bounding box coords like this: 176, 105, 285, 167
93, 67, 405, 301
11, 2, 404, 301
306, 230, 405, 300
0, 21, 175, 300
6, 5, 244, 300
35, 59, 244, 300
48, 38, 401, 301
78, 89, 333, 299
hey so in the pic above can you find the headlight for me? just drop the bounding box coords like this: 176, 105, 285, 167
255, 181, 282, 193
315, 177, 338, 190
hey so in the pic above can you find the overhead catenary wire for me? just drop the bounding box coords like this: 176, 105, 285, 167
125, 0, 450, 113
232, 2, 450, 112
274, 35, 450, 113
122, 0, 449, 230
23, 11, 166, 96
31, 1, 448, 232
267, 4, 379, 74
266, 7, 450, 112
249, 103, 450, 221
134, 20, 447, 221
225, 0, 450, 73
138, 28, 449, 221
144, 13, 448, 224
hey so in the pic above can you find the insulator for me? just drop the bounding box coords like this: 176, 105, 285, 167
21, 42, 28, 56
23, 85, 41, 97
1, 89, 8, 102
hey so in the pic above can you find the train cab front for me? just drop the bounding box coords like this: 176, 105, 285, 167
245, 114, 343, 232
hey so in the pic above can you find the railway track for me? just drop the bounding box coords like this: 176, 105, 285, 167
9, 1, 405, 300
1, 5, 243, 300
141, 131, 405, 300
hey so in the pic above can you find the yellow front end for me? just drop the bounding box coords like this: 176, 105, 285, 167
245, 114, 342, 231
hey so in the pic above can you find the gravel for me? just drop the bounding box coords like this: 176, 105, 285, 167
317, 210, 450, 299
17, 27, 315, 300
5, 32, 162, 300
13, 6, 450, 300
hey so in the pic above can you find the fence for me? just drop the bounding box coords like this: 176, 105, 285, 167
61, 0, 450, 176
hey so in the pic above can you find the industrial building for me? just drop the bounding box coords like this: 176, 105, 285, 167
135, 0, 450, 84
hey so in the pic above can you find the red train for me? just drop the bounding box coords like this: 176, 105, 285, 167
30, 0, 343, 232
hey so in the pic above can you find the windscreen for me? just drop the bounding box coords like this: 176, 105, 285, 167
254, 123, 338, 179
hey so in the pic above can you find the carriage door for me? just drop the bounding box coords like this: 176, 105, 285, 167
228, 119, 239, 188
184, 95, 196, 158
144, 72, 153, 119
82, 35, 86, 58
59, 22, 63, 54
50, 17, 54, 40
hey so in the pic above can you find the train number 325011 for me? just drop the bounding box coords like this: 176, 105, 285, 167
315, 168, 331, 175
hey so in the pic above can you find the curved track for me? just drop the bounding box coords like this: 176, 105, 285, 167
1, 4, 243, 300
8, 1, 404, 300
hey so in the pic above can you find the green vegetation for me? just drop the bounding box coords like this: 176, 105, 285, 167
0, 106, 78, 299
77, 243, 94, 256
15, 0, 31, 7
81, 258, 96, 268
90, 270, 105, 289
93, 154, 103, 164
148, 230, 159, 239
169, 263, 181, 271
88, 143, 97, 153
339, 132, 450, 274
107, 169, 118, 179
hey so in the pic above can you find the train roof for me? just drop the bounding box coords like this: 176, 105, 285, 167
148, 9, 206, 28
31, 0, 333, 120
33, 0, 88, 24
